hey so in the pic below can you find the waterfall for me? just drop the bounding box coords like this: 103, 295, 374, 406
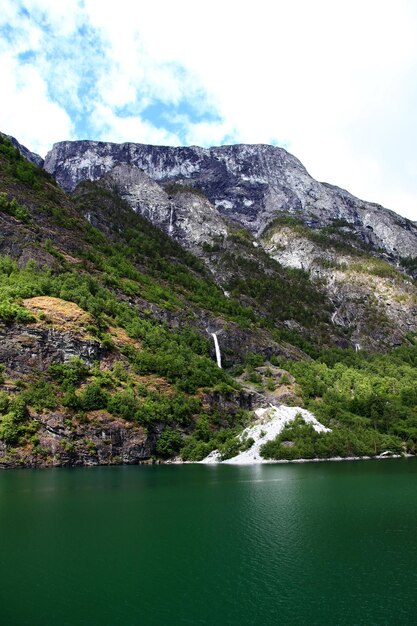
355, 343, 361, 352
211, 333, 222, 368
168, 206, 174, 235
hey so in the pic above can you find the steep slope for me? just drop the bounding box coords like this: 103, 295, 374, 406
8, 135, 44, 168
261, 216, 417, 350
45, 140, 417, 258
42, 140, 417, 350
98, 164, 229, 254
76, 167, 335, 350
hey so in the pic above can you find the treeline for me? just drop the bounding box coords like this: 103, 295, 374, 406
0, 134, 55, 188
74, 185, 258, 326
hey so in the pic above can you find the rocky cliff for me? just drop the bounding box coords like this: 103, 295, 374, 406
42, 138, 417, 351
0, 135, 285, 468
99, 164, 229, 254
44, 140, 417, 258
8, 135, 44, 168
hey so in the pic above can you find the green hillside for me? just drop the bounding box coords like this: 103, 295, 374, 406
0, 134, 416, 466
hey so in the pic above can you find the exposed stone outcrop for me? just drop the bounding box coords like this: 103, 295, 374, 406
0, 409, 152, 469
262, 225, 417, 350
44, 140, 417, 258
0, 323, 104, 374
99, 164, 228, 252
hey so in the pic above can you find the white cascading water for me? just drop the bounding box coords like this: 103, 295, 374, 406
211, 333, 222, 368
355, 343, 361, 351
168, 206, 174, 234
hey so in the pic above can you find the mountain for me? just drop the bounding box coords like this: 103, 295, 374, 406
44, 140, 417, 258
44, 139, 417, 351
1, 132, 416, 468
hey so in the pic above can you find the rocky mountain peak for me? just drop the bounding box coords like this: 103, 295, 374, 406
44, 139, 417, 258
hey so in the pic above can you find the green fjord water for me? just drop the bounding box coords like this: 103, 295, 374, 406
0, 460, 416, 626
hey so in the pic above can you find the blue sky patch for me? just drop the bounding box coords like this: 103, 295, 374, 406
17, 49, 36, 63
0, 23, 16, 43
18, 6, 30, 18
142, 100, 221, 139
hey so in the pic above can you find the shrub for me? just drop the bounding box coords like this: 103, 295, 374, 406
0, 413, 21, 444
0, 193, 31, 223
0, 301, 35, 323
49, 358, 89, 388
155, 427, 183, 458
81, 382, 108, 411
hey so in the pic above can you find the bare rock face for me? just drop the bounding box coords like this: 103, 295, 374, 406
0, 409, 153, 469
0, 323, 104, 374
43, 140, 417, 350
44, 140, 417, 258
0, 305, 155, 468
262, 226, 417, 350
99, 164, 228, 252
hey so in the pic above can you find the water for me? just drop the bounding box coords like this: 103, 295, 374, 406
0, 459, 416, 625
168, 205, 174, 235
211, 332, 222, 368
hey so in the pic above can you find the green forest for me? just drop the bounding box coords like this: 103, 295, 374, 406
261, 344, 417, 459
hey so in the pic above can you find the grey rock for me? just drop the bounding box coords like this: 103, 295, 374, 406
0, 322, 104, 374
44, 140, 417, 258
0, 408, 153, 469
99, 164, 228, 252
263, 225, 417, 350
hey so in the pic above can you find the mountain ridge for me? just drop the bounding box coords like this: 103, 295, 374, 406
44, 139, 417, 260
5, 132, 417, 351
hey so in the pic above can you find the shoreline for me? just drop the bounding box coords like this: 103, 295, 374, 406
1, 453, 414, 470
197, 405, 415, 467
224, 453, 412, 465
165, 452, 414, 466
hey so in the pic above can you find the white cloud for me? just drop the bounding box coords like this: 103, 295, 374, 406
19, 0, 84, 37
80, 0, 417, 218
0, 50, 73, 156
2, 0, 417, 219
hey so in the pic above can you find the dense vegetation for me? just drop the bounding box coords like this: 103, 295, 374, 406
200, 228, 333, 352
0, 257, 235, 391
0, 134, 55, 188
262, 342, 417, 459
0, 355, 229, 456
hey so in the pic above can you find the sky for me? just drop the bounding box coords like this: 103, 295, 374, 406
1, 0, 417, 221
